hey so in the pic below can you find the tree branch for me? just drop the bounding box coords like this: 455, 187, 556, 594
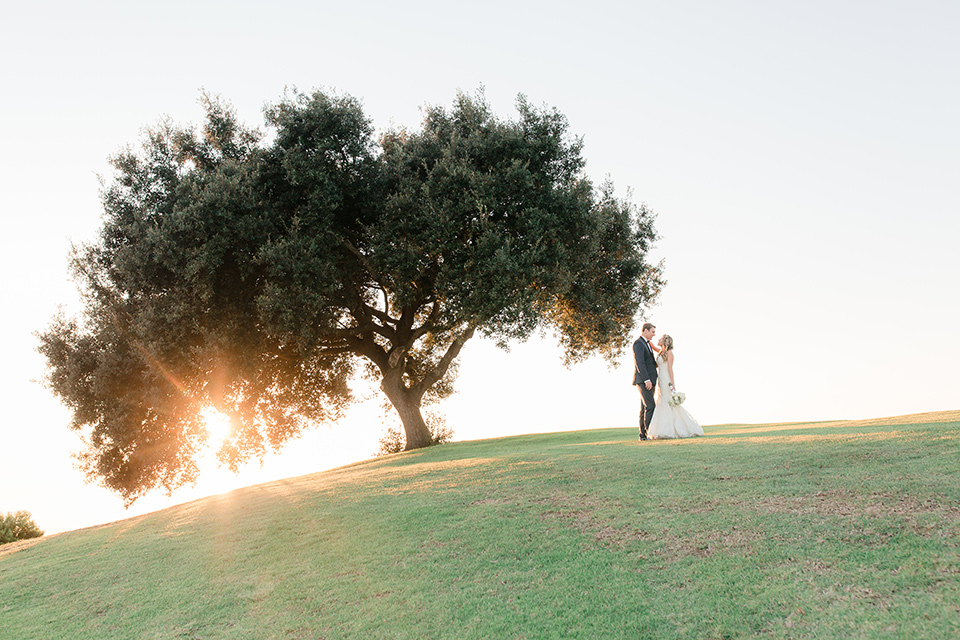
342, 237, 383, 283
365, 301, 396, 327
410, 300, 441, 343
317, 346, 357, 356
412, 326, 475, 401
316, 324, 378, 341
347, 334, 388, 371
379, 285, 390, 319
343, 281, 398, 345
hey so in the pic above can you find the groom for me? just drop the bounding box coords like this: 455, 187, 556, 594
633, 322, 657, 441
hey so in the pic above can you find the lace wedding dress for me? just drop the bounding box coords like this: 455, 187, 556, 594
648, 354, 703, 439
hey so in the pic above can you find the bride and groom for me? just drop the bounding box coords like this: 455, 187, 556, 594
633, 322, 703, 440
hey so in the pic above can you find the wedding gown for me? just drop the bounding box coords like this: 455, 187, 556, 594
648, 353, 703, 439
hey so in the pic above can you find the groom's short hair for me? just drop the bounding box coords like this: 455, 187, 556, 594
642, 322, 655, 332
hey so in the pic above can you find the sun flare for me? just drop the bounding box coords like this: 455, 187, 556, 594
200, 407, 233, 446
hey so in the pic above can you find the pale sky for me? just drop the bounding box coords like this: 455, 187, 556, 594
2, 0, 957, 535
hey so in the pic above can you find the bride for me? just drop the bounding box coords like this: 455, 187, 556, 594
648, 334, 704, 439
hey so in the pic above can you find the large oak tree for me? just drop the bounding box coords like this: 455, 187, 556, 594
39, 90, 663, 504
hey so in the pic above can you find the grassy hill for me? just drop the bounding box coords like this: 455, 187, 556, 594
2, 411, 959, 639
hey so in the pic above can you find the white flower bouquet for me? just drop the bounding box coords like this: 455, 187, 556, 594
669, 391, 686, 407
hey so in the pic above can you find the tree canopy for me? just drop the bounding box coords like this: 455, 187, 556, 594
39, 89, 663, 504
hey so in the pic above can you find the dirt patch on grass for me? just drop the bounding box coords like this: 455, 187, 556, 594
814, 581, 894, 609
530, 486, 960, 561
0, 536, 47, 558
671, 527, 765, 558
533, 491, 763, 559
746, 490, 960, 538
470, 497, 516, 507
533, 491, 647, 548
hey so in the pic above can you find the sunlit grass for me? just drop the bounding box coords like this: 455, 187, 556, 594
1, 410, 958, 639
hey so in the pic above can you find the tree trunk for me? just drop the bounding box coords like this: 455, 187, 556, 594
375, 326, 475, 451
381, 373, 433, 451
395, 393, 433, 451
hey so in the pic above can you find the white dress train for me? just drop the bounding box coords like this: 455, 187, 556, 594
648, 354, 703, 439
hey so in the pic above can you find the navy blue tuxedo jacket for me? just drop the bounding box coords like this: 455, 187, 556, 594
633, 338, 658, 387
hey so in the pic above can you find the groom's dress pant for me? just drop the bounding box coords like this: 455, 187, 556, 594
638, 384, 656, 439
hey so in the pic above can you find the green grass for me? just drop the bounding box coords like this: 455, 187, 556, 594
2, 411, 959, 639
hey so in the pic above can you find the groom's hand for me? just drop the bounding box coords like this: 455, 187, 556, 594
644, 380, 652, 390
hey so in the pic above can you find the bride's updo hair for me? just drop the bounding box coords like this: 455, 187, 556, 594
660, 334, 674, 353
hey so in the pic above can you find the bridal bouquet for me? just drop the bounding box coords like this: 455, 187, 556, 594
669, 391, 686, 407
